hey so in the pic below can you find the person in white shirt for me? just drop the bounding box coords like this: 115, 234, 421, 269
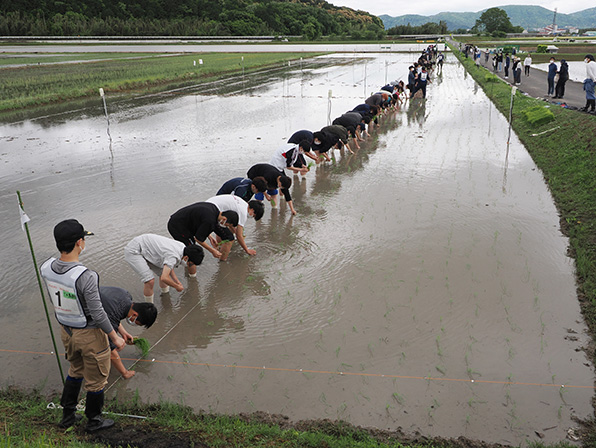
582, 54, 596, 113
205, 194, 264, 260
523, 54, 532, 76
124, 233, 204, 302
269, 141, 311, 176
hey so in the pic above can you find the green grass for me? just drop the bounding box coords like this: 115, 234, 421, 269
0, 387, 531, 448
0, 52, 157, 66
0, 52, 322, 111
451, 41, 596, 437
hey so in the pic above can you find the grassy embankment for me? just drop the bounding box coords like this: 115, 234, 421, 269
0, 388, 575, 448
0, 52, 322, 112
454, 36, 594, 62
450, 41, 596, 442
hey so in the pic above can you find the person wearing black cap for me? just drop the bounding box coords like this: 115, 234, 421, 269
167, 202, 238, 268
247, 163, 296, 214
124, 233, 205, 301
98, 286, 157, 379
206, 194, 264, 260
40, 219, 125, 432
581, 54, 596, 113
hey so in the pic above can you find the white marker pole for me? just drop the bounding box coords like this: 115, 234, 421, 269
327, 89, 332, 126
506, 86, 517, 147
99, 88, 111, 140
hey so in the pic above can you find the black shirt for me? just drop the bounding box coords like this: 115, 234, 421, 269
247, 163, 292, 202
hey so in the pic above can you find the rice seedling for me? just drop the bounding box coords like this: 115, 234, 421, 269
335, 346, 341, 358
559, 386, 569, 405
133, 337, 150, 357
392, 392, 405, 405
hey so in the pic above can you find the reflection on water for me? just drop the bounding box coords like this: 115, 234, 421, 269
0, 52, 593, 445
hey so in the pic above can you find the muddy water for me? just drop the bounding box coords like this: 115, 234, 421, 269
0, 53, 593, 445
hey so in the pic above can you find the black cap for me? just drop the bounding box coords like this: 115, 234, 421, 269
586, 54, 595, 61
54, 219, 93, 245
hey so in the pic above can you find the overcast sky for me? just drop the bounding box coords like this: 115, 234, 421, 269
327, 1, 593, 17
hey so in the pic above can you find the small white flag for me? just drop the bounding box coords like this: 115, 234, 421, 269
18, 197, 30, 231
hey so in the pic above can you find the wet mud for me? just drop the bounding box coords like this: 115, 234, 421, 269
0, 52, 593, 445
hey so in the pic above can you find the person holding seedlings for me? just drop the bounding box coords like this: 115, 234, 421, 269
247, 163, 295, 214
216, 176, 268, 202
40, 219, 125, 432
167, 202, 239, 261
124, 233, 205, 301
332, 113, 366, 150
205, 194, 264, 259
98, 286, 157, 380
269, 140, 311, 175
288, 130, 320, 164
310, 129, 340, 161
319, 124, 351, 153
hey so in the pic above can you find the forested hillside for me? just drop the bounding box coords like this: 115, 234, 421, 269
0, 0, 385, 39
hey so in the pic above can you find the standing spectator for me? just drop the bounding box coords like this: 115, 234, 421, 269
582, 54, 596, 113
40, 219, 125, 432
524, 53, 532, 76
504, 53, 510, 79
497, 52, 503, 72
547, 57, 557, 96
554, 59, 569, 99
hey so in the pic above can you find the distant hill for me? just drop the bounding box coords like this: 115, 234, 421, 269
380, 5, 596, 31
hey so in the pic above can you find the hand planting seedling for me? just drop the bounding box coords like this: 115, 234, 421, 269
133, 337, 150, 357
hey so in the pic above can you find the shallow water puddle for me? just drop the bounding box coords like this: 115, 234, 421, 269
0, 53, 592, 445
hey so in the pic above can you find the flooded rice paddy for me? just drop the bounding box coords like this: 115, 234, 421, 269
0, 52, 593, 445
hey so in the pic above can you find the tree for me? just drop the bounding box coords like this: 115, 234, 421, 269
473, 7, 515, 34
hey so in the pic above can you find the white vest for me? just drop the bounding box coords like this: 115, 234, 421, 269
40, 258, 88, 328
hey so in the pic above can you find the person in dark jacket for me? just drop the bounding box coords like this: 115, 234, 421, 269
332, 113, 366, 150
217, 176, 268, 202
554, 59, 569, 99
547, 57, 557, 96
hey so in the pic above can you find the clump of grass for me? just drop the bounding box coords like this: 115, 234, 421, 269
133, 337, 150, 357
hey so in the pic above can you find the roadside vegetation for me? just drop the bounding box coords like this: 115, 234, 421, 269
450, 41, 596, 443
0, 52, 322, 112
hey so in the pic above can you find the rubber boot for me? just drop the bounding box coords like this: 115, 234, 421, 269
58, 376, 83, 428
580, 100, 590, 112
85, 390, 114, 432
589, 99, 596, 113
